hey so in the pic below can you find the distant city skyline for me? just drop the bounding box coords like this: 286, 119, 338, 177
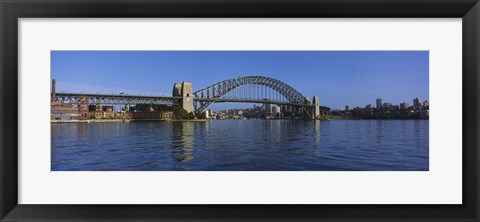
217, 95, 429, 112
51, 51, 429, 111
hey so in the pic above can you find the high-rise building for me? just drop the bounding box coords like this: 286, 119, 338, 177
376, 98, 382, 109
423, 100, 429, 108
265, 103, 272, 113
413, 97, 422, 108
345, 105, 350, 111
400, 102, 410, 110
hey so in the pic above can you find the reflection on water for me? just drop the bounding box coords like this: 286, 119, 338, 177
51, 120, 429, 171
314, 120, 321, 144
172, 122, 194, 163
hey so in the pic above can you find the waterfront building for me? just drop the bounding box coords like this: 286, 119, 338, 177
273, 106, 281, 114
376, 98, 382, 109
51, 101, 80, 120
345, 105, 350, 111
103, 106, 114, 112
400, 102, 410, 110
265, 103, 272, 113
383, 102, 392, 109
132, 111, 174, 120
423, 100, 429, 108
413, 97, 422, 108
420, 110, 429, 119
204, 110, 209, 119
77, 96, 88, 113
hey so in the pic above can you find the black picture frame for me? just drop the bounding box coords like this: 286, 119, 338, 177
1, 0, 479, 221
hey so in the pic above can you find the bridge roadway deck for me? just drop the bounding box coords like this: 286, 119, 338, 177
55, 92, 330, 110
193, 97, 330, 109
55, 92, 181, 105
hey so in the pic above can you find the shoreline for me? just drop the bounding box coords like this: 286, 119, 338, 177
51, 118, 428, 124
51, 119, 209, 124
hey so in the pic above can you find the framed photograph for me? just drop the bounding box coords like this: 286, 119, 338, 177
1, 0, 479, 221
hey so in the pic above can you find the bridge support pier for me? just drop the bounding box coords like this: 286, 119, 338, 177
312, 96, 320, 119
173, 81, 195, 113
181, 82, 194, 113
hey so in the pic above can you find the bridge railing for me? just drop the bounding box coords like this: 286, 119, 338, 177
55, 92, 181, 106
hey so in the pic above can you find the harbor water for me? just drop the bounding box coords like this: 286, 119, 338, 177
51, 120, 429, 171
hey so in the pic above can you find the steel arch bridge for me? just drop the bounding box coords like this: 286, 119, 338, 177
193, 76, 310, 112
53, 75, 330, 119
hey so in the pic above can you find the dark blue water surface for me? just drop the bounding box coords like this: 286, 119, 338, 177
51, 120, 429, 171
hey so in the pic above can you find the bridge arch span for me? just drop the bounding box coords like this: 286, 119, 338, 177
193, 76, 308, 112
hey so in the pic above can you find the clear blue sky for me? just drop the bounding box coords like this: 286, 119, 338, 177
51, 51, 429, 111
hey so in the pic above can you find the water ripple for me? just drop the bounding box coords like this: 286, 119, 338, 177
51, 120, 429, 171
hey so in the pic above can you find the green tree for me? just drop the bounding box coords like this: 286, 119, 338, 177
173, 107, 195, 119
195, 111, 206, 119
